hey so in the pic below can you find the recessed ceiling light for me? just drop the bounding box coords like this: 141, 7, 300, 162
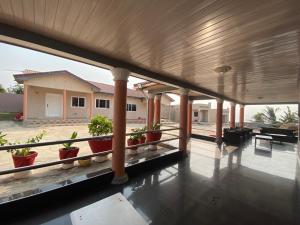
214, 65, 232, 74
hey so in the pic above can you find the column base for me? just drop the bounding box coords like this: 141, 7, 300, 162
215, 137, 223, 145
111, 173, 128, 185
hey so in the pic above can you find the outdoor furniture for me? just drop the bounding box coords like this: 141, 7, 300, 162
255, 134, 273, 151
223, 127, 253, 145
260, 127, 297, 143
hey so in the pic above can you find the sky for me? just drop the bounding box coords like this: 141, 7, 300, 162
0, 43, 297, 122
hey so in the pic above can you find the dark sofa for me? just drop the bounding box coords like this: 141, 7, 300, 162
223, 127, 253, 145
260, 127, 298, 144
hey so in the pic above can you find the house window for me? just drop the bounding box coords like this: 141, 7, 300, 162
96, 99, 110, 108
194, 111, 198, 117
127, 104, 137, 111
72, 97, 85, 107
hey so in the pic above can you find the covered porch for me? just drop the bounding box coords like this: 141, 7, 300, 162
0, 0, 299, 224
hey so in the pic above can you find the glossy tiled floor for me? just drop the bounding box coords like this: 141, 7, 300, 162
7, 138, 300, 225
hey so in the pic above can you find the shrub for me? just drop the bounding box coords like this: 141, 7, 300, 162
88, 115, 112, 136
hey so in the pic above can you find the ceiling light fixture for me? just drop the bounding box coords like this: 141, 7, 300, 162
214, 65, 232, 75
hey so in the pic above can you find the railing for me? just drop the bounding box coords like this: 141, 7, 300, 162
0, 128, 180, 176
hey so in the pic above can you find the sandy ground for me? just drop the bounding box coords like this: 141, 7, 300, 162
0, 121, 216, 170
0, 121, 147, 171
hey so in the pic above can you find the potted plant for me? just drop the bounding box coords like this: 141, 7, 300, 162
146, 123, 162, 142
146, 123, 162, 151
138, 127, 147, 144
127, 133, 139, 155
78, 156, 92, 167
0, 132, 7, 146
59, 131, 79, 169
88, 115, 112, 162
7, 131, 45, 179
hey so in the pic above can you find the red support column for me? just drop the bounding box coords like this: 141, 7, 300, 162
111, 67, 129, 184
154, 94, 162, 124
230, 102, 236, 128
147, 93, 154, 130
239, 104, 245, 128
179, 89, 189, 152
23, 84, 28, 121
187, 99, 193, 137
63, 89, 67, 121
216, 98, 223, 144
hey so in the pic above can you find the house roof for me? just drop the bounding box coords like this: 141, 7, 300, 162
14, 70, 145, 98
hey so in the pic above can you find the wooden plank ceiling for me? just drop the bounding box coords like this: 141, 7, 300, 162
0, 0, 299, 104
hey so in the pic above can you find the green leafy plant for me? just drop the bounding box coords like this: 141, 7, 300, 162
129, 127, 147, 141
88, 115, 112, 136
7, 131, 46, 156
0, 131, 7, 146
152, 123, 161, 131
62, 131, 78, 149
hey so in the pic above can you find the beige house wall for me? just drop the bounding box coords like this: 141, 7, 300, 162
24, 73, 93, 93
171, 104, 229, 124
24, 74, 172, 121
92, 93, 147, 120
27, 86, 63, 119
67, 91, 91, 118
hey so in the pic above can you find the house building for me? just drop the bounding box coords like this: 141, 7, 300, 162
171, 103, 229, 124
14, 70, 173, 123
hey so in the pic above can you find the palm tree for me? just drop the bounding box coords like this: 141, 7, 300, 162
0, 84, 6, 93
280, 106, 298, 123
263, 106, 279, 124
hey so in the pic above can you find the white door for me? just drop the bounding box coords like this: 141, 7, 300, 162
45, 93, 63, 117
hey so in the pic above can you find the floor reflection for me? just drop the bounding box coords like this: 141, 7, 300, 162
10, 137, 300, 225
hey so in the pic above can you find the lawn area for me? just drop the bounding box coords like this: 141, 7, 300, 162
0, 112, 16, 121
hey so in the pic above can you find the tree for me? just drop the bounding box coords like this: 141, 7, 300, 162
280, 106, 298, 123
0, 84, 6, 93
263, 106, 279, 124
253, 112, 265, 122
7, 83, 23, 94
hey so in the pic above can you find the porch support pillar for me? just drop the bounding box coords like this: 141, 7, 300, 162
23, 84, 28, 121
63, 89, 67, 121
179, 89, 189, 152
154, 94, 162, 124
216, 98, 223, 144
89, 92, 94, 119
187, 99, 193, 137
239, 104, 245, 128
147, 93, 155, 130
298, 103, 300, 141
111, 67, 129, 184
230, 102, 236, 128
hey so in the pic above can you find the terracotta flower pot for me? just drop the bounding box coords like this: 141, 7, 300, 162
88, 137, 112, 162
12, 151, 38, 168
146, 131, 162, 143
139, 136, 146, 144
59, 147, 79, 169
127, 139, 139, 150
59, 147, 79, 160
88, 138, 112, 153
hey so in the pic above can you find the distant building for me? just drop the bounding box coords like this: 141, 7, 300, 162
170, 103, 229, 124
14, 70, 173, 123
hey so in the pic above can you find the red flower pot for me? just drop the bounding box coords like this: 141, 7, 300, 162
127, 139, 139, 150
88, 138, 112, 153
59, 147, 79, 161
12, 151, 38, 168
139, 136, 146, 144
146, 131, 162, 143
